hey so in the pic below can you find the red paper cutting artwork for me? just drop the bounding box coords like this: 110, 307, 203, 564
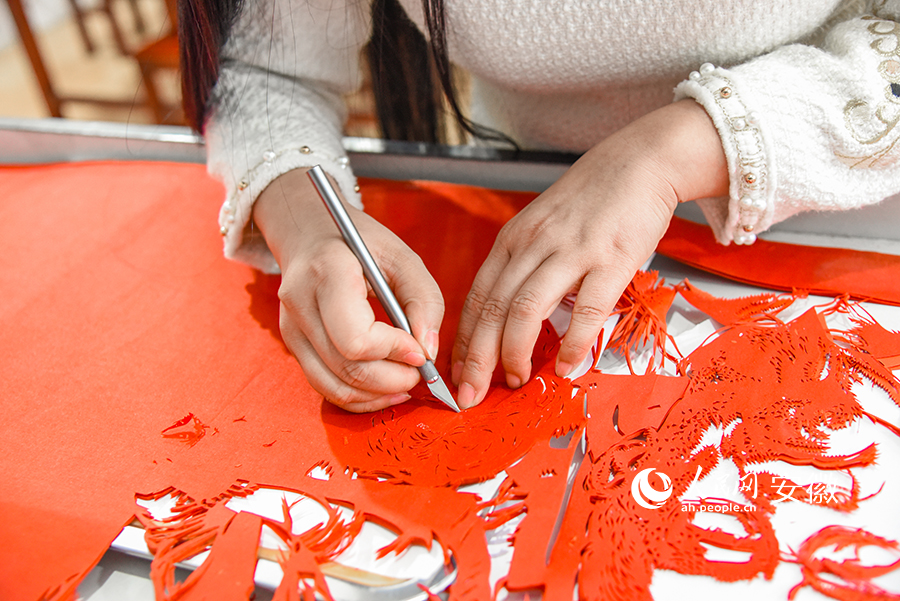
1, 163, 900, 601
606, 270, 679, 373
134, 280, 900, 601
676, 279, 799, 326
323, 322, 584, 489
837, 309, 900, 371
497, 288, 900, 601
788, 525, 900, 601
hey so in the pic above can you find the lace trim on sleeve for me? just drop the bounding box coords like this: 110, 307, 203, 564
218, 147, 360, 274
675, 64, 776, 245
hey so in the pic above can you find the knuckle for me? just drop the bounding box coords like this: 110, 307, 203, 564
495, 223, 515, 247
480, 298, 508, 324
277, 274, 301, 310
606, 231, 641, 265
499, 213, 549, 246
306, 240, 356, 284
423, 292, 445, 313
412, 294, 445, 321
495, 217, 516, 238
452, 339, 470, 363
304, 249, 332, 280
338, 359, 377, 390
509, 289, 544, 321
338, 332, 370, 362
501, 346, 530, 371
464, 349, 495, 375
325, 389, 372, 411
571, 302, 609, 326
463, 287, 490, 315
278, 260, 327, 309
379, 242, 426, 282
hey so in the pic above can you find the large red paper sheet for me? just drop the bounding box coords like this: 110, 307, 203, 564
0, 162, 532, 601
657, 216, 900, 306
1, 162, 899, 601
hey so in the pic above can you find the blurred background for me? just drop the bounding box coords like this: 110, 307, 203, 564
0, 0, 380, 136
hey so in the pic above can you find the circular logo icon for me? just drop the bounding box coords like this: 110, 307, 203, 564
631, 468, 673, 509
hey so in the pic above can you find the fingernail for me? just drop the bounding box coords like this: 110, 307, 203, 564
458, 382, 476, 409
425, 330, 439, 361
387, 393, 411, 406
451, 361, 464, 386
556, 361, 572, 378
506, 373, 522, 389
402, 351, 426, 366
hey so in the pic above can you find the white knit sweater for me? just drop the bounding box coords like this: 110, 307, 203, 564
206, 0, 900, 273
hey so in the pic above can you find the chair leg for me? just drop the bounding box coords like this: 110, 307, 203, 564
65, 0, 95, 53
126, 0, 146, 34
101, 0, 130, 54
5, 0, 64, 117
139, 63, 167, 124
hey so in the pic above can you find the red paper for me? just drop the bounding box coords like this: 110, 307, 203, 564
658, 216, 900, 306
788, 526, 900, 600
1, 163, 899, 601
0, 163, 535, 601
677, 279, 798, 326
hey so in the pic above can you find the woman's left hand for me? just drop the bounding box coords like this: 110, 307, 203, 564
450, 99, 729, 409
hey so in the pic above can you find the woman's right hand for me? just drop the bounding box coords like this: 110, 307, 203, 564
253, 168, 445, 412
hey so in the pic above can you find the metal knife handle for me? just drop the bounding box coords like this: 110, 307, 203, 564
308, 166, 457, 410
418, 360, 440, 384
307, 165, 412, 336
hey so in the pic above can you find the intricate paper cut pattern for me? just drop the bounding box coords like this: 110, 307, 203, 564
788, 525, 900, 600
1, 163, 899, 601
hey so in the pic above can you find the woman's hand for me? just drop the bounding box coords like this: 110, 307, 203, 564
451, 99, 729, 409
254, 168, 444, 412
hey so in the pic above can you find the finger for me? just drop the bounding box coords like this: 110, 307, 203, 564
314, 254, 426, 367
500, 255, 580, 387
279, 265, 422, 396
280, 311, 417, 411
340, 393, 412, 413
305, 309, 423, 396
451, 245, 511, 384
379, 244, 445, 361
556, 268, 627, 377
456, 253, 550, 408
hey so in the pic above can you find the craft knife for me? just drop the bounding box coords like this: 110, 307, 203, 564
307, 165, 460, 412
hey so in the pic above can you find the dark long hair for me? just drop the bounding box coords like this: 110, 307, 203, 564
179, 0, 508, 144
177, 0, 241, 132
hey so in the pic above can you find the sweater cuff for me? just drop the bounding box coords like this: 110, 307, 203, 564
217, 146, 362, 274
674, 64, 776, 246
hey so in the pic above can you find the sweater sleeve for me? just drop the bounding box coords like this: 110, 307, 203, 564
204, 0, 372, 273
675, 0, 900, 246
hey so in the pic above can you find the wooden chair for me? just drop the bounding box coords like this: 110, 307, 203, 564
4, 0, 159, 118
4, 0, 137, 116
66, 0, 147, 55
132, 0, 182, 124
134, 32, 182, 124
